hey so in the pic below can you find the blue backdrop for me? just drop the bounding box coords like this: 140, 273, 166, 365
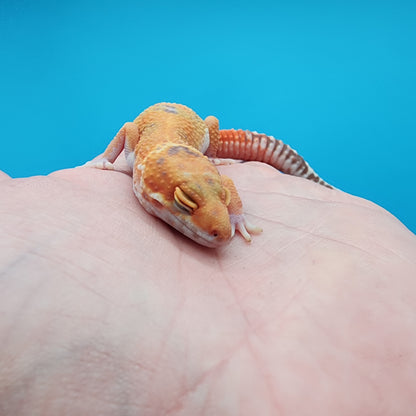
1, 1, 415, 233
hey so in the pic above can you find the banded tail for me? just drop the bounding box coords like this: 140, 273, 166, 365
218, 129, 333, 189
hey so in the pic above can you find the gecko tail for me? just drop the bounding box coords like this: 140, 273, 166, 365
218, 129, 333, 189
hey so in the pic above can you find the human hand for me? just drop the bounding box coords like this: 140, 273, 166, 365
1, 162, 415, 415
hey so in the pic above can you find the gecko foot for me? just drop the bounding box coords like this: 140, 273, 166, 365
230, 215, 263, 243
209, 158, 244, 166
83, 158, 115, 170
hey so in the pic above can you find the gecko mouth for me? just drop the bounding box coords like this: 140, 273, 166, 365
154, 204, 228, 247
163, 211, 227, 248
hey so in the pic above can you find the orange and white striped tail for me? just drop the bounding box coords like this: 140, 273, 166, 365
218, 129, 332, 189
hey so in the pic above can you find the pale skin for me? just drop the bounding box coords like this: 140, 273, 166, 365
1, 159, 416, 416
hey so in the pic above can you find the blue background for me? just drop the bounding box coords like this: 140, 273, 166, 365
1, 1, 415, 234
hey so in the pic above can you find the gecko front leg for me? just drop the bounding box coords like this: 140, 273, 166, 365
84, 122, 140, 172
221, 174, 263, 242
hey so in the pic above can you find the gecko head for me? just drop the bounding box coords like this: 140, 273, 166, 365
135, 145, 233, 247
168, 181, 233, 247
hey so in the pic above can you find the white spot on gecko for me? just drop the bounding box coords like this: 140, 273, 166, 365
200, 127, 210, 154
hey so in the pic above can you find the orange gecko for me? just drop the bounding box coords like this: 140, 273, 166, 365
85, 102, 332, 247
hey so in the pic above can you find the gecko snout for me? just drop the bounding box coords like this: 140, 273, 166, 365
206, 216, 232, 244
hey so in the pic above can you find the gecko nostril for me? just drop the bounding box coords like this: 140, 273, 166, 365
212, 230, 218, 238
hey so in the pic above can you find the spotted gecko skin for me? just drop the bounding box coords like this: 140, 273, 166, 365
84, 102, 332, 247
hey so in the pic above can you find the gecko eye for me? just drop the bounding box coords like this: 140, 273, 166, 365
174, 186, 198, 214
223, 187, 231, 207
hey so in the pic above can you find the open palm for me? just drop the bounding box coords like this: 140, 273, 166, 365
1, 161, 416, 416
